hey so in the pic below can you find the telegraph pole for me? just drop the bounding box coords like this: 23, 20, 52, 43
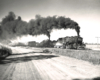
95, 37, 100, 47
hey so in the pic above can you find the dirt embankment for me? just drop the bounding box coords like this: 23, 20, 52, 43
0, 47, 100, 80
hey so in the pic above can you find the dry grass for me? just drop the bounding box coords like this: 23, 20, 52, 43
45, 48, 100, 65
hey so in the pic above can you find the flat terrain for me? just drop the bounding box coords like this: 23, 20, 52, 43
86, 44, 100, 50
0, 47, 100, 80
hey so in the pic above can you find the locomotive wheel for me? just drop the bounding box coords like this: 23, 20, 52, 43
66, 44, 72, 49
66, 46, 68, 49
73, 43, 77, 49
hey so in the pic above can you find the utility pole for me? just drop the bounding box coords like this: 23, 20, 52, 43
95, 37, 100, 47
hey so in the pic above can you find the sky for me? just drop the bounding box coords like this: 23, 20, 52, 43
0, 0, 100, 43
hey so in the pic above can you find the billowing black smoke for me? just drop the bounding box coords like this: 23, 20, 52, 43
0, 12, 80, 45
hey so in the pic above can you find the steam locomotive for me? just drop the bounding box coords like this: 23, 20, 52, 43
55, 36, 85, 49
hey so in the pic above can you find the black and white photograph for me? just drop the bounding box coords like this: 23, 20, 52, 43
0, 0, 100, 80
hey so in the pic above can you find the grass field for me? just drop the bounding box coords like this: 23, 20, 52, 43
44, 46, 100, 65
5, 44, 100, 65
